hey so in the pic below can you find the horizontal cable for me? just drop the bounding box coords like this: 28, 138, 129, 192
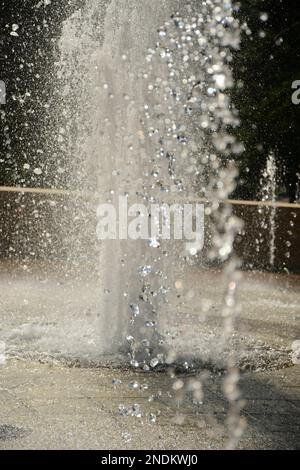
0, 186, 299, 209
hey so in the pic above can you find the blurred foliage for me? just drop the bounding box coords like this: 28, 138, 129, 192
0, 0, 80, 188
0, 0, 300, 200
231, 0, 300, 201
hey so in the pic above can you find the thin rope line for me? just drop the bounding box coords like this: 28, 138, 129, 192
0, 186, 299, 209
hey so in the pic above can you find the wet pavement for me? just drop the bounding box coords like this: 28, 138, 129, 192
0, 360, 299, 449
0, 261, 299, 449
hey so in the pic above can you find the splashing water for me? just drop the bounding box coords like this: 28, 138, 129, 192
295, 173, 300, 203
261, 152, 277, 267
142, 2, 245, 448
55, 0, 245, 448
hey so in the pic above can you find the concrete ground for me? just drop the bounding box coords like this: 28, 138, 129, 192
0, 360, 299, 449
0, 261, 299, 449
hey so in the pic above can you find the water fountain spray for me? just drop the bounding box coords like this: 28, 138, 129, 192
55, 0, 245, 448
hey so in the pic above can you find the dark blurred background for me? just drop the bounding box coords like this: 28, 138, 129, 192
0, 0, 299, 197
0, 0, 299, 272
231, 0, 300, 202
0, 0, 79, 189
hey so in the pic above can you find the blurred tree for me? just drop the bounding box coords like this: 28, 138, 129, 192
0, 0, 79, 188
1, 0, 300, 200
231, 0, 300, 201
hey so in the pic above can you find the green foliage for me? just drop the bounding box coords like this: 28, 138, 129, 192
231, 0, 300, 201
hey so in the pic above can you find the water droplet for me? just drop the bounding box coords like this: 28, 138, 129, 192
128, 381, 139, 390
122, 432, 132, 442
130, 359, 139, 368
149, 413, 157, 423
148, 238, 160, 248
138, 265, 152, 277
150, 358, 159, 368
132, 404, 143, 418
130, 304, 140, 316
173, 380, 184, 391
112, 379, 122, 386
260, 12, 268, 22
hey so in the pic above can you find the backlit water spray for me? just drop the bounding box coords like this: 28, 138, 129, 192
142, 1, 245, 448
261, 152, 277, 267
56, 0, 245, 448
